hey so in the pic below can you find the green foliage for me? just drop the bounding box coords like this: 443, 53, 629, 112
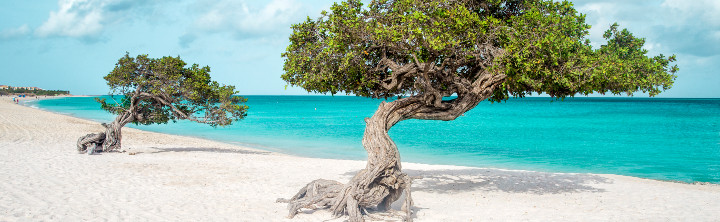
281, 0, 677, 101
98, 52, 248, 127
0, 88, 69, 96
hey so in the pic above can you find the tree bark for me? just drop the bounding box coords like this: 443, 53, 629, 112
333, 99, 419, 221
282, 98, 421, 222
76, 132, 105, 154
101, 112, 134, 152
77, 111, 134, 154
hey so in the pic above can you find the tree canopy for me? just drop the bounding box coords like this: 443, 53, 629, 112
97, 53, 248, 127
279, 0, 679, 221
281, 0, 678, 103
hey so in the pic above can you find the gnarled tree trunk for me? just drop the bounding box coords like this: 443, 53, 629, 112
281, 73, 506, 222
77, 111, 134, 154
101, 112, 133, 152
281, 99, 417, 222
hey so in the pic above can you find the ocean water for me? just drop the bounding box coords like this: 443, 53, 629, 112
26, 96, 720, 183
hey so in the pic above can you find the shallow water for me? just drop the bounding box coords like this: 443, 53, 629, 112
27, 96, 720, 183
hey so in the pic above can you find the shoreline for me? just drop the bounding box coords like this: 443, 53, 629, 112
2, 96, 719, 221
22, 95, 720, 185
10, 96, 657, 181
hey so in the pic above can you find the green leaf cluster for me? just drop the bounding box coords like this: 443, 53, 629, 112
281, 0, 678, 101
98, 53, 248, 127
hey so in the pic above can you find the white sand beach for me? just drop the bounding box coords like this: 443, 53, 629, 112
1, 96, 719, 221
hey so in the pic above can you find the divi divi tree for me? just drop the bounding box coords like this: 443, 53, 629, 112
77, 53, 248, 154
279, 0, 677, 221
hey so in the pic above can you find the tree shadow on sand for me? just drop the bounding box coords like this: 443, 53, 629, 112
408, 168, 610, 194
145, 147, 271, 155
344, 168, 610, 195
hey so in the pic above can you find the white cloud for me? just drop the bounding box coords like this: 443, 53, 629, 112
181, 0, 302, 46
576, 2, 618, 48
34, 0, 166, 39
35, 0, 104, 38
199, 0, 299, 33
575, 0, 720, 57
661, 0, 720, 26
642, 40, 662, 52
0, 25, 30, 39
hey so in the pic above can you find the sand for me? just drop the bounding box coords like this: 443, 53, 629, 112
1, 96, 719, 221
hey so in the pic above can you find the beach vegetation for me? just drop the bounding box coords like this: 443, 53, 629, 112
77, 53, 248, 154
279, 0, 678, 221
0, 88, 69, 96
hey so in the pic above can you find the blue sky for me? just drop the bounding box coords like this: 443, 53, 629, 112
0, 0, 718, 97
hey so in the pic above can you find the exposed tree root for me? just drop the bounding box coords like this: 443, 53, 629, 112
76, 132, 105, 154
281, 174, 414, 222
277, 179, 343, 217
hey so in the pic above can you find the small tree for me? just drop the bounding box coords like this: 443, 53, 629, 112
77, 53, 248, 154
279, 0, 677, 221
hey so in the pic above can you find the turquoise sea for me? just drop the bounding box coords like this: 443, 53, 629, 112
25, 96, 720, 183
